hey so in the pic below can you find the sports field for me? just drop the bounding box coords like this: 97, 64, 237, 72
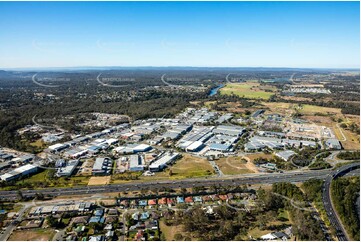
220, 82, 275, 100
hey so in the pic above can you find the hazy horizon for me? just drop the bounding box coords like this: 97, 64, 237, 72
1, 65, 360, 72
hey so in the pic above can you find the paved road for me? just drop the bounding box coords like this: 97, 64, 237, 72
336, 123, 347, 141
0, 204, 29, 241
0, 168, 356, 201
322, 162, 359, 241
52, 229, 66, 241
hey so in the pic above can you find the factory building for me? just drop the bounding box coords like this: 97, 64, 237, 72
244, 141, 267, 151
161, 130, 182, 140
129, 155, 145, 172
208, 143, 232, 152
92, 157, 113, 176
213, 125, 245, 137
325, 138, 342, 150
215, 113, 233, 124
48, 143, 70, 153
185, 141, 205, 152
258, 131, 286, 138
275, 150, 296, 161
72, 136, 90, 144
0, 164, 39, 182
251, 109, 265, 118
245, 136, 317, 151
55, 159, 66, 168
149, 152, 180, 172
64, 148, 88, 159
114, 143, 152, 154
177, 126, 214, 148
133, 144, 152, 153
148, 136, 164, 145
56, 160, 80, 177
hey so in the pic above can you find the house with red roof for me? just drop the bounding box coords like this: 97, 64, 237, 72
219, 194, 228, 201
134, 230, 144, 241
158, 197, 167, 205
148, 199, 157, 206
166, 198, 175, 205
185, 196, 193, 203
202, 195, 212, 202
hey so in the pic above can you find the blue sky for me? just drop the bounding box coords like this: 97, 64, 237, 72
0, 1, 359, 68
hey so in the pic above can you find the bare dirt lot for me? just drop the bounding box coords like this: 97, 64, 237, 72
88, 176, 111, 185
8, 228, 56, 241
215, 156, 256, 175
78, 159, 94, 176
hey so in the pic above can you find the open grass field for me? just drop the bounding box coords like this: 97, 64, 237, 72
88, 176, 111, 185
220, 82, 276, 100
29, 139, 46, 149
215, 156, 254, 175
216, 101, 258, 115
245, 211, 292, 240
246, 227, 273, 240
164, 153, 214, 178
204, 101, 216, 108
298, 104, 342, 116
8, 228, 56, 241
261, 102, 343, 117
97, 198, 117, 206
159, 219, 185, 241
141, 153, 214, 181
245, 153, 274, 162
260, 102, 294, 116
15, 170, 90, 188
335, 125, 360, 150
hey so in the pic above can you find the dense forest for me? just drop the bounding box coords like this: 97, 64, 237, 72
336, 151, 360, 160
0, 69, 359, 152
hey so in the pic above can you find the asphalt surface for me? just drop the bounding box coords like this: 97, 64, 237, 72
322, 162, 360, 241
1, 168, 358, 201
0, 204, 28, 241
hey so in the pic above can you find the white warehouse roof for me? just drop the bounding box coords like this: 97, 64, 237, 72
186, 141, 204, 151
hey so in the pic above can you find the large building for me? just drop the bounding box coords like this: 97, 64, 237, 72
245, 135, 317, 151
149, 152, 180, 172
177, 126, 214, 149
275, 150, 296, 161
129, 155, 145, 172
92, 157, 113, 176
325, 138, 342, 150
57, 160, 80, 177
208, 143, 232, 152
213, 125, 245, 137
185, 141, 205, 152
48, 143, 70, 153
0, 164, 39, 182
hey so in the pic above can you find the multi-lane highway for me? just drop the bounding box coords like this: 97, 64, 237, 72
0, 167, 358, 201
322, 162, 360, 241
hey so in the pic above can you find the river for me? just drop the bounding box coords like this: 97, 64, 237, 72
208, 84, 224, 97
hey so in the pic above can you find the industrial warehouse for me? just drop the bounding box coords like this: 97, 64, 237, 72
0, 107, 345, 185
